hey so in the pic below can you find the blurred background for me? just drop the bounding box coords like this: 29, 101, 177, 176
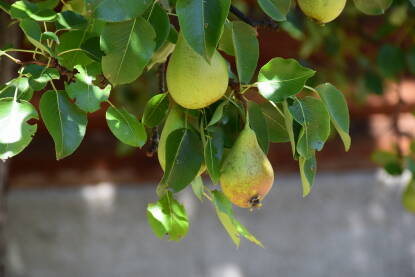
1, 0, 415, 276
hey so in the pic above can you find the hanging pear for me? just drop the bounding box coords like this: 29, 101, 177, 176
298, 0, 346, 24
166, 33, 228, 109
220, 122, 274, 208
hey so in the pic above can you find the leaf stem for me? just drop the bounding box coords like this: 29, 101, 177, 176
304, 85, 318, 94
57, 48, 85, 56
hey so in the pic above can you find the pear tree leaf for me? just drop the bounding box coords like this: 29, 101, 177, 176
41, 32, 60, 44
160, 128, 203, 193
232, 21, 259, 84
299, 154, 316, 197
204, 126, 224, 184
260, 101, 289, 143
85, 0, 153, 22
0, 0, 11, 13
211, 190, 263, 247
407, 47, 415, 75
0, 77, 34, 101
101, 17, 156, 85
282, 100, 296, 157
402, 179, 415, 213
21, 64, 60, 91
377, 44, 405, 79
148, 2, 170, 51
218, 22, 234, 56
105, 106, 147, 147
208, 101, 228, 126
39, 90, 87, 160
57, 30, 94, 69
315, 83, 351, 151
410, 0, 415, 7
257, 0, 291, 22
66, 65, 111, 113
147, 191, 190, 240
257, 58, 315, 102
19, 19, 52, 55
288, 96, 330, 159
191, 175, 204, 201
371, 150, 403, 176
0, 98, 38, 160
353, 0, 393, 15
176, 0, 231, 60
56, 10, 88, 30
142, 93, 169, 128
248, 101, 269, 153
10, 0, 57, 21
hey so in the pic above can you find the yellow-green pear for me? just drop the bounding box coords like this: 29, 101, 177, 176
220, 123, 274, 208
166, 33, 228, 109
298, 0, 346, 24
158, 104, 206, 174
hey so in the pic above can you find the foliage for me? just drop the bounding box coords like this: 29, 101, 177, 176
1, 0, 407, 245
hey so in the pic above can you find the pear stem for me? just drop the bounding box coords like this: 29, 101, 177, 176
230, 5, 280, 30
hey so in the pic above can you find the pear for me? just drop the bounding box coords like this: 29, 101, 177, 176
220, 123, 274, 208
298, 0, 346, 24
158, 104, 206, 174
166, 33, 228, 109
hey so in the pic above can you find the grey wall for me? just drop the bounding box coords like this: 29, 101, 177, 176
5, 171, 415, 277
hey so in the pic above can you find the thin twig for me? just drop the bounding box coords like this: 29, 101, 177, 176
230, 5, 280, 30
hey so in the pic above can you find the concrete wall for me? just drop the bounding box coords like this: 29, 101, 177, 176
5, 171, 415, 277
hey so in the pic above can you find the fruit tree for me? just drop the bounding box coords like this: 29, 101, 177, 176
0, 0, 409, 246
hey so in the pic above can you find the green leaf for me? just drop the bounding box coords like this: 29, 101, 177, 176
85, 0, 153, 22
39, 90, 87, 160
0, 0, 11, 13
21, 64, 60, 91
371, 150, 403, 175
283, 100, 296, 157
377, 44, 405, 79
315, 83, 351, 151
364, 70, 384, 95
232, 21, 259, 84
41, 32, 60, 44
0, 98, 38, 160
299, 154, 316, 197
81, 37, 105, 62
403, 179, 415, 213
147, 191, 189, 240
288, 97, 330, 158
211, 190, 263, 247
353, 0, 393, 15
204, 126, 224, 184
160, 128, 203, 193
257, 58, 315, 102
260, 101, 289, 143
208, 101, 227, 126
142, 93, 169, 128
191, 175, 204, 201
66, 65, 111, 113
176, 0, 231, 60
19, 19, 52, 55
407, 47, 415, 75
11, 0, 57, 21
105, 106, 147, 147
0, 77, 34, 101
248, 101, 269, 153
56, 10, 87, 30
410, 0, 415, 8
101, 17, 156, 85
57, 30, 94, 69
257, 0, 291, 22
148, 2, 170, 51
218, 22, 234, 56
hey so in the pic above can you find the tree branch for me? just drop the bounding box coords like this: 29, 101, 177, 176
230, 5, 280, 30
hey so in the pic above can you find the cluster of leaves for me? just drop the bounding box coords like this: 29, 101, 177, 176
281, 0, 415, 212
0, 0, 352, 245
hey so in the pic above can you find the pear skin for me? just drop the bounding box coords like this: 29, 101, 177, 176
298, 0, 346, 24
220, 123, 274, 208
166, 33, 228, 109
